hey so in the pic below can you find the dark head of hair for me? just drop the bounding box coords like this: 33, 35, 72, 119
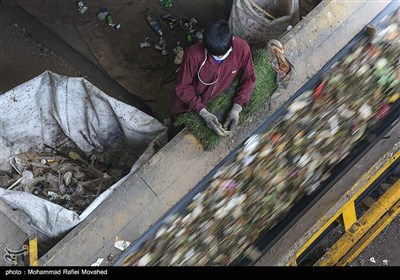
203, 20, 233, 56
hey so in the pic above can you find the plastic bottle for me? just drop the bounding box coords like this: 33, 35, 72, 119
147, 15, 163, 36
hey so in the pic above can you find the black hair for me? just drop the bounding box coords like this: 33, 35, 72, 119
203, 19, 233, 56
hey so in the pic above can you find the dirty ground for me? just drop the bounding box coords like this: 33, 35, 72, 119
0, 0, 399, 266
4, 0, 228, 122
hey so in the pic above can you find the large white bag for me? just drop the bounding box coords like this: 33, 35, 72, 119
229, 0, 299, 47
0, 71, 167, 239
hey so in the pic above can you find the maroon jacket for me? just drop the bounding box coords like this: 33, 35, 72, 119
170, 36, 256, 116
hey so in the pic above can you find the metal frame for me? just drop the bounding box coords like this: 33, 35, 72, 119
288, 148, 400, 266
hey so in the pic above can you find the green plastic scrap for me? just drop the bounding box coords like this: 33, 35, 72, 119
160, 0, 172, 8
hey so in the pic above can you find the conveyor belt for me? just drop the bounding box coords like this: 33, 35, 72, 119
114, 1, 400, 266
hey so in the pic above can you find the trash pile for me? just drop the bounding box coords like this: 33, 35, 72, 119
1, 144, 119, 215
118, 12, 400, 266
77, 2, 122, 30
145, 11, 202, 59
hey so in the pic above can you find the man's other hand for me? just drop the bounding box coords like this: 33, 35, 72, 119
223, 103, 242, 132
199, 108, 228, 137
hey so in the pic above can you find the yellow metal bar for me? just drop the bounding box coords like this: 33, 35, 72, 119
286, 257, 297, 266
315, 179, 400, 266
29, 238, 39, 266
337, 199, 400, 265
350, 150, 400, 204
341, 202, 357, 231
289, 150, 400, 264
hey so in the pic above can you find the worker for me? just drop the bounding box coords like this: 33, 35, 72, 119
169, 19, 256, 139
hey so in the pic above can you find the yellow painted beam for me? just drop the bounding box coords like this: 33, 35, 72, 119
337, 199, 400, 265
315, 179, 400, 266
289, 150, 400, 265
29, 238, 38, 266
341, 202, 357, 231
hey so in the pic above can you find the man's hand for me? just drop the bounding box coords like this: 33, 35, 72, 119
199, 108, 228, 137
223, 103, 242, 132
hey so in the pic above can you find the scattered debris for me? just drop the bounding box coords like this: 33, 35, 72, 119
106, 14, 121, 30
174, 50, 184, 65
155, 37, 168, 56
97, 7, 109, 21
77, 1, 88, 14
147, 14, 163, 36
114, 236, 131, 251
159, 0, 173, 8
182, 17, 197, 35
90, 258, 104, 266
161, 13, 181, 29
173, 43, 184, 64
172, 43, 183, 55
139, 37, 151, 48
107, 254, 116, 262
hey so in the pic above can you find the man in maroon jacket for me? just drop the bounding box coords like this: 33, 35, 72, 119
169, 19, 256, 138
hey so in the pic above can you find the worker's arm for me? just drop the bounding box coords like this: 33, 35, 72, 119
233, 42, 256, 108
175, 51, 205, 113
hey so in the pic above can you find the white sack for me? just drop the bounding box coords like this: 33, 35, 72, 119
0, 71, 167, 238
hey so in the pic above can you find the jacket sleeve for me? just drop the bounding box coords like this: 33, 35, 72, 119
233, 42, 256, 108
175, 51, 205, 113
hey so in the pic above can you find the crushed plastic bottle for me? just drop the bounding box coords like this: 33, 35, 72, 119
106, 14, 121, 29
147, 15, 163, 36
